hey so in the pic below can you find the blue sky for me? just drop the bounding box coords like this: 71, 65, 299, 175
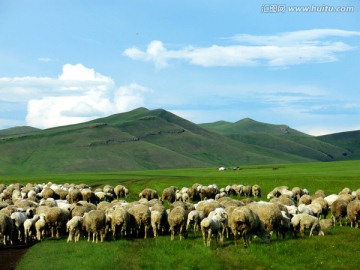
0, 0, 359, 135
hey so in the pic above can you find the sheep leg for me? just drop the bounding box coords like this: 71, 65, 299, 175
300, 226, 305, 237
207, 229, 212, 247
242, 230, 248, 248
201, 228, 206, 245
170, 227, 175, 240
232, 228, 238, 246
179, 225, 183, 241
112, 225, 116, 240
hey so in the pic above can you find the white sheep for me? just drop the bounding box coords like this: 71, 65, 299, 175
207, 208, 228, 239
35, 214, 46, 241
186, 210, 204, 233
200, 217, 222, 246
24, 215, 40, 244
66, 216, 83, 242
11, 210, 30, 242
291, 213, 324, 237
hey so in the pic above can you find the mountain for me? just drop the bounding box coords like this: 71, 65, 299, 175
199, 118, 352, 162
0, 108, 357, 175
318, 130, 360, 159
0, 126, 40, 136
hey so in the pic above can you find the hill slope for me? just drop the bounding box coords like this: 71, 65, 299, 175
199, 118, 351, 162
0, 108, 356, 174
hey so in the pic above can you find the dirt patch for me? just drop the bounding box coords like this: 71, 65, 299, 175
0, 245, 31, 270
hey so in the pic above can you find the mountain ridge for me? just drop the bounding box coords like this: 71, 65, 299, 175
0, 107, 358, 175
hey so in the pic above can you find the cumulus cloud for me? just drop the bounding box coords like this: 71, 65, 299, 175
0, 64, 148, 129
123, 29, 360, 68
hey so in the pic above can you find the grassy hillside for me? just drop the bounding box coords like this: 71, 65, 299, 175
200, 118, 352, 162
318, 130, 360, 159
0, 108, 357, 175
0, 126, 40, 136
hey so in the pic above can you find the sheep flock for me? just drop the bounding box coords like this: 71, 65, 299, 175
1, 182, 360, 249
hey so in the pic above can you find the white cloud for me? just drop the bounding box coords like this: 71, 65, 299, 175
123, 29, 360, 68
0, 64, 148, 129
59, 63, 112, 82
114, 83, 148, 112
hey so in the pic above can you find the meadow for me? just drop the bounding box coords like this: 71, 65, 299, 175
2, 160, 360, 270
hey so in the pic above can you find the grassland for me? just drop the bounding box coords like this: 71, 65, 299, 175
1, 107, 358, 174
2, 160, 360, 270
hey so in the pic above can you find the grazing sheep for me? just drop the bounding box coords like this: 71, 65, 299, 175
339, 187, 351, 195
42, 187, 55, 200
319, 219, 334, 230
35, 214, 46, 241
81, 189, 96, 203
150, 204, 167, 237
232, 184, 244, 197
114, 185, 128, 199
355, 189, 360, 200
324, 194, 339, 207
312, 197, 329, 219
186, 210, 205, 233
200, 217, 222, 246
24, 215, 40, 244
229, 206, 270, 248
346, 200, 360, 228
313, 189, 326, 199
66, 216, 83, 242
267, 186, 289, 200
338, 193, 354, 203
82, 210, 107, 243
291, 213, 324, 237
242, 185, 252, 197
331, 199, 349, 227
45, 206, 70, 238
107, 206, 130, 239
139, 188, 159, 201
247, 202, 283, 239
127, 204, 151, 239
300, 203, 322, 218
207, 208, 228, 240
270, 194, 295, 206
168, 206, 188, 240
0, 213, 14, 246
160, 186, 176, 203
199, 185, 219, 200
252, 185, 261, 198
298, 195, 312, 205
291, 187, 303, 202
195, 199, 221, 217
11, 210, 31, 242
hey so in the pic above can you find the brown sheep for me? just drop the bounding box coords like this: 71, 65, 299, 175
331, 199, 349, 226
229, 206, 270, 248
168, 206, 188, 240
346, 200, 360, 228
139, 188, 159, 201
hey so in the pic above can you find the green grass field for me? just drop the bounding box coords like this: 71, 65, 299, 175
2, 160, 359, 270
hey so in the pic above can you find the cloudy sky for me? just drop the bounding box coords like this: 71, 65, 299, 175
0, 0, 359, 135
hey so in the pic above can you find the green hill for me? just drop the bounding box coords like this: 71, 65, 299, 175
0, 108, 357, 175
0, 126, 40, 136
199, 118, 352, 162
318, 130, 360, 159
